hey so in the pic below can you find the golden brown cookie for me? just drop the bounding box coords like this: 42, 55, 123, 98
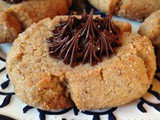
0, 0, 12, 12
0, 0, 72, 43
138, 10, 160, 48
138, 10, 160, 66
6, 15, 156, 111
88, 0, 160, 21
88, 0, 121, 14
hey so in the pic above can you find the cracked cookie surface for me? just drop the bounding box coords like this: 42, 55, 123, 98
6, 16, 156, 110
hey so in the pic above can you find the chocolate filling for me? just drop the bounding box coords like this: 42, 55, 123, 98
3, 0, 25, 4
47, 11, 121, 67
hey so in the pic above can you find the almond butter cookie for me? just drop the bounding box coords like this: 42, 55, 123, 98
88, 0, 160, 21
139, 10, 160, 49
139, 10, 160, 66
6, 13, 156, 110
0, 0, 72, 43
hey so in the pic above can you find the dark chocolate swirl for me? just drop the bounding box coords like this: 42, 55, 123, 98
3, 0, 25, 4
47, 11, 121, 67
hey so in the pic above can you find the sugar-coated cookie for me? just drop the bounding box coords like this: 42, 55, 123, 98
0, 0, 72, 43
88, 0, 160, 21
139, 10, 160, 49
139, 10, 160, 66
6, 14, 156, 110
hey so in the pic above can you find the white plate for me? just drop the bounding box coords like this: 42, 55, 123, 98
0, 16, 160, 120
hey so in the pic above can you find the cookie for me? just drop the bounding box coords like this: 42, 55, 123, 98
88, 0, 160, 21
138, 10, 160, 48
138, 10, 160, 66
0, 0, 72, 43
0, 0, 12, 12
88, 0, 121, 14
6, 14, 156, 110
